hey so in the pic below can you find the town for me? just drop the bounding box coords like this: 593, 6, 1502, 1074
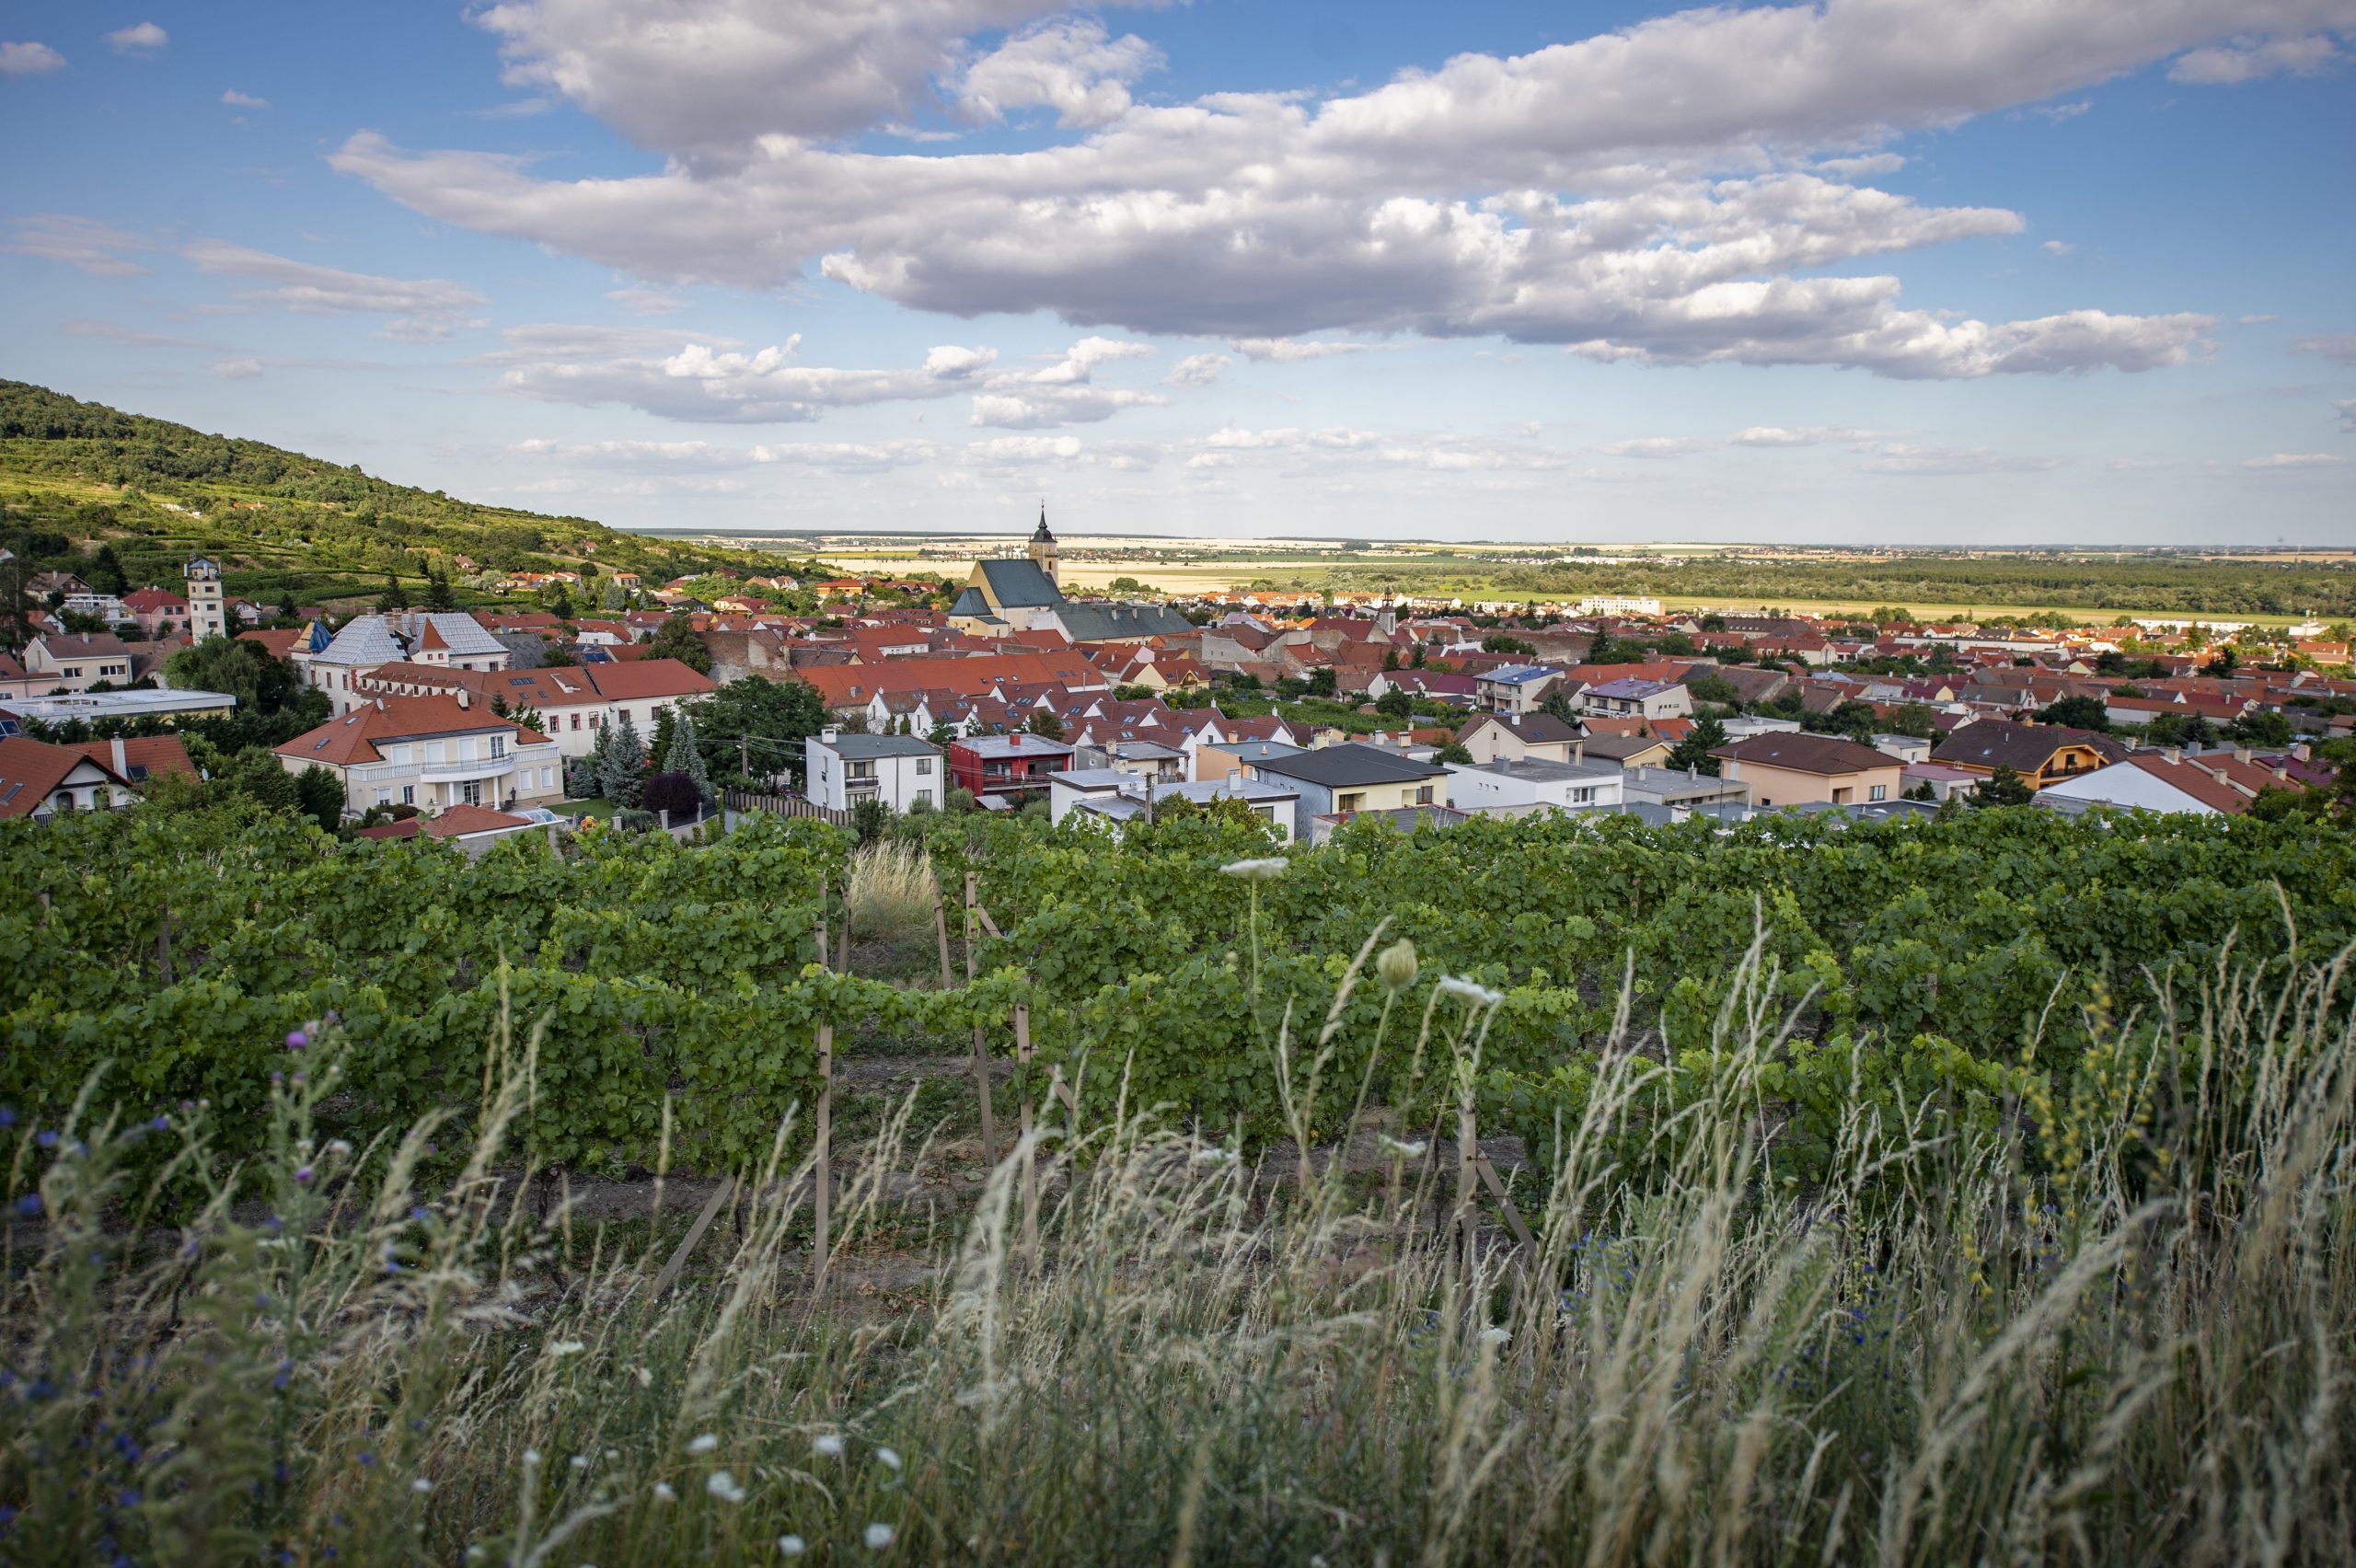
5, 510, 2348, 836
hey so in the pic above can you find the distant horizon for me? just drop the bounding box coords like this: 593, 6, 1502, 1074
4, 1, 2350, 544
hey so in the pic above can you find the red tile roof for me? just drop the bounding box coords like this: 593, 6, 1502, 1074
72, 735, 195, 781
0, 735, 126, 817
274, 696, 555, 768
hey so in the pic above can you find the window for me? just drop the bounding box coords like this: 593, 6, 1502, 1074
491, 735, 507, 759
1415, 786, 1435, 805
912, 789, 932, 810
401, 786, 415, 805
376, 790, 391, 804
1869, 784, 1888, 801
916, 756, 933, 776
570, 714, 582, 731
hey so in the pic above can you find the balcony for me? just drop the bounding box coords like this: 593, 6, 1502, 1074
416, 755, 518, 784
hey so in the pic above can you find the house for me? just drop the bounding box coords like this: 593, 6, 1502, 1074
358, 802, 547, 850
1871, 733, 1934, 765
804, 730, 945, 813
23, 632, 137, 694
274, 694, 563, 819
0, 735, 137, 819
1456, 711, 1586, 766
1581, 676, 1693, 722
1075, 738, 1186, 782
1047, 770, 1299, 842
1929, 721, 2127, 790
1616, 766, 1751, 815
183, 556, 228, 640
946, 511, 1191, 642
302, 612, 512, 709
0, 652, 46, 703
1193, 736, 1306, 785
1444, 755, 1626, 813
1576, 731, 1675, 771
1900, 762, 1981, 802
949, 732, 1076, 803
1474, 664, 1566, 714
71, 734, 195, 785
1245, 743, 1449, 841
349, 658, 716, 759
1, 687, 237, 732
1710, 733, 1904, 810
793, 651, 1109, 719
2038, 749, 2306, 817
121, 587, 191, 638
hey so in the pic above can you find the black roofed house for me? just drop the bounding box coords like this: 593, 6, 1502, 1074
947, 509, 1193, 644
1245, 742, 1449, 843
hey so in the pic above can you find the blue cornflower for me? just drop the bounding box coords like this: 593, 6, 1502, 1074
16, 1193, 40, 1218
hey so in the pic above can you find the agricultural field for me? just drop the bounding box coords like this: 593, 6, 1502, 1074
6, 802, 2354, 1562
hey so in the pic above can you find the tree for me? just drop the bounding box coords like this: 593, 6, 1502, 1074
680, 677, 830, 787
2228, 709, 2292, 748
1382, 647, 1402, 671
851, 796, 890, 843
642, 771, 702, 820
663, 709, 714, 797
1026, 709, 1066, 741
2037, 695, 2111, 732
1306, 666, 1338, 698
1376, 688, 1414, 721
1433, 739, 1472, 765
1903, 780, 1938, 801
539, 635, 577, 668
165, 635, 301, 715
595, 711, 648, 806
1482, 634, 1537, 656
1822, 700, 1880, 742
294, 764, 344, 831
276, 590, 299, 623
644, 616, 713, 674
424, 568, 456, 612
1666, 714, 1727, 776
1539, 686, 1581, 725
548, 583, 574, 619
601, 581, 629, 611
375, 575, 408, 613
1972, 764, 2034, 807
1685, 673, 1739, 708
220, 749, 301, 813
87, 544, 128, 595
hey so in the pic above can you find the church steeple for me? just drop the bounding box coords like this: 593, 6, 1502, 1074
1028, 502, 1057, 584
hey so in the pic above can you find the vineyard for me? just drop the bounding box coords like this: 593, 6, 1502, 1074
7, 803, 2354, 1199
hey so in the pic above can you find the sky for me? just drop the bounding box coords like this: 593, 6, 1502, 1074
2, 1, 2353, 548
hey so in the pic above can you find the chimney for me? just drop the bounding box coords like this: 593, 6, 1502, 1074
2233, 745, 2251, 764
821, 726, 839, 744
110, 736, 128, 776
2292, 742, 2311, 761
1574, 741, 1585, 767
2163, 745, 2180, 763
456, 689, 470, 709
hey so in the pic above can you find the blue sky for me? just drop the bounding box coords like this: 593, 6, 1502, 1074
3, 0, 2352, 545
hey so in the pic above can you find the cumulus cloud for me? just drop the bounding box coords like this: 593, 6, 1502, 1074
1600, 436, 1705, 458
606, 284, 686, 315
2041, 239, 2074, 255
2243, 451, 2346, 467
1230, 339, 1399, 363
1164, 352, 1230, 387
491, 329, 999, 422
212, 358, 263, 380
968, 335, 1165, 428
335, 0, 2326, 375
182, 240, 487, 339
1859, 442, 2065, 475
954, 17, 1161, 129
106, 22, 167, 54
222, 88, 269, 108
1728, 424, 1884, 446
4, 213, 149, 274
1, 41, 67, 76
2169, 34, 2342, 83
2292, 331, 2356, 365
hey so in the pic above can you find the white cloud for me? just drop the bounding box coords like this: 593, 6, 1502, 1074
966, 336, 1165, 428
491, 330, 999, 422
2040, 239, 2074, 255
606, 284, 687, 316
222, 88, 269, 109
62, 318, 223, 351
954, 17, 1161, 130
1600, 436, 1705, 458
2030, 98, 2092, 121
4, 213, 149, 275
1231, 339, 1397, 363
2292, 332, 2356, 366
2239, 313, 2280, 324
1815, 153, 1905, 179
1858, 442, 2064, 475
336, 0, 2324, 376
2243, 451, 2346, 468
106, 22, 167, 55
0, 41, 67, 76
182, 240, 487, 340
212, 357, 263, 380
2169, 34, 2342, 84
1164, 352, 1230, 387
1728, 424, 1884, 446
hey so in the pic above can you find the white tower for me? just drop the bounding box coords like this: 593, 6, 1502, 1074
185, 557, 227, 640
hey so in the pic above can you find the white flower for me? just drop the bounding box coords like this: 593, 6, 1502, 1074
1218, 857, 1288, 881
1189, 1147, 1239, 1166
1437, 975, 1505, 1008
410, 1477, 433, 1494
874, 1447, 901, 1473
779, 1537, 806, 1557
326, 1139, 353, 1159
687, 1433, 720, 1455
653, 1482, 676, 1502
864, 1523, 896, 1550
1378, 1135, 1428, 1159
707, 1470, 746, 1505
1479, 1325, 1512, 1346
813, 1433, 845, 1458
523, 1449, 543, 1468
571, 1455, 590, 1470
466, 1549, 485, 1563
546, 1340, 587, 1357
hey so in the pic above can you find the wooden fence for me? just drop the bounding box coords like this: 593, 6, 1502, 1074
724, 789, 856, 828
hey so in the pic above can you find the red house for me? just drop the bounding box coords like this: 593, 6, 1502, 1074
949, 732, 1076, 803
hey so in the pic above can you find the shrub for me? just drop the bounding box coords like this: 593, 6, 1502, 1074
642, 770, 702, 819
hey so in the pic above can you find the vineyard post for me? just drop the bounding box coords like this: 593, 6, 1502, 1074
814, 1021, 833, 1282
815, 871, 829, 972
967, 871, 996, 1165
933, 889, 954, 989
1456, 1070, 1478, 1285
1016, 1002, 1038, 1270
837, 851, 852, 972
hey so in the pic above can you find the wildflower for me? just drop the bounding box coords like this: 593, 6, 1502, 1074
778, 1536, 805, 1557
286, 1031, 308, 1051
0, 1108, 12, 1127
1437, 975, 1505, 1008
523, 1450, 543, 1469
1218, 857, 1288, 881
547, 1341, 587, 1358
686, 1433, 719, 1455
1377, 1135, 1427, 1159
875, 1447, 901, 1473
16, 1193, 40, 1218
864, 1524, 895, 1550
149, 1115, 169, 1132
1478, 1326, 1511, 1346
36, 1131, 58, 1148
410, 1478, 433, 1495
1189, 1147, 1238, 1166
293, 1168, 314, 1185
652, 1482, 676, 1503
813, 1434, 845, 1458
326, 1139, 352, 1159
570, 1455, 590, 1471
1376, 938, 1419, 994
706, 1470, 746, 1505
358, 1452, 375, 1468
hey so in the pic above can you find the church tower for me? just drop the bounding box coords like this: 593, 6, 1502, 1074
1028, 503, 1057, 585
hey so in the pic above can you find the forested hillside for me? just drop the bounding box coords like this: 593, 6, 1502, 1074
0, 379, 807, 608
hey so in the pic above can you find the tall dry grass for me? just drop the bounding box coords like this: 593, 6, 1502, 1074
3, 937, 2350, 1564
845, 837, 941, 943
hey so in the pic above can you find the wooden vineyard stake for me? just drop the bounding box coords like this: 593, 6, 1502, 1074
814, 1022, 833, 1282
1474, 1152, 1536, 1254
814, 872, 829, 972
653, 1175, 740, 1298
966, 872, 996, 1166
1015, 1003, 1038, 1269
933, 890, 954, 988
1457, 1082, 1479, 1280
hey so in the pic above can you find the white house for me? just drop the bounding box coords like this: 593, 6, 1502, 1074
1047, 769, 1299, 842
1444, 756, 1626, 813
2037, 751, 2294, 817
1580, 677, 1692, 722
274, 694, 564, 818
303, 612, 512, 709
804, 730, 944, 813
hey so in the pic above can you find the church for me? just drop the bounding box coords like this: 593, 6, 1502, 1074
947, 509, 1193, 644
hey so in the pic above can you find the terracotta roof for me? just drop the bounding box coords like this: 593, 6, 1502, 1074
355, 816, 425, 840
414, 620, 450, 653
274, 696, 555, 768
1711, 733, 1897, 776
32, 631, 133, 659
72, 735, 194, 781
420, 804, 535, 838
0, 735, 126, 817
793, 651, 1105, 708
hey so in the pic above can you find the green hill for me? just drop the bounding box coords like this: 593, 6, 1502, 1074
0, 378, 815, 614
